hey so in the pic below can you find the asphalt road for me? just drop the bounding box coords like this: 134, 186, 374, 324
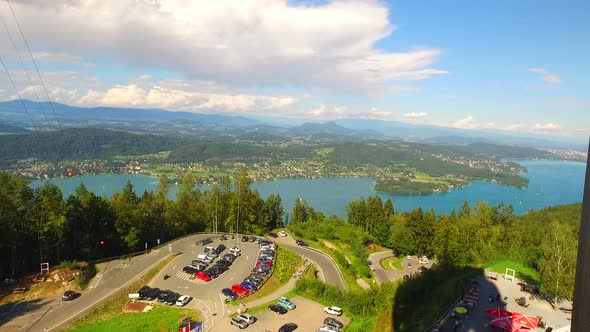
273, 235, 347, 291
368, 250, 396, 284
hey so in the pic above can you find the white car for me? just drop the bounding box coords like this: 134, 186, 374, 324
260, 245, 275, 251
407, 255, 412, 260
237, 313, 257, 324
176, 295, 191, 306
278, 231, 287, 237
324, 306, 342, 316
317, 325, 339, 332
229, 246, 241, 253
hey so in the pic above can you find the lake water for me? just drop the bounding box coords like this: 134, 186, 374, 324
29, 160, 586, 217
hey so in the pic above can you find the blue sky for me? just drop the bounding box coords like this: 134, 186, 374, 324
0, 0, 588, 139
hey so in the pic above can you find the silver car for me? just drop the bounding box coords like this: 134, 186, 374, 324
230, 316, 248, 329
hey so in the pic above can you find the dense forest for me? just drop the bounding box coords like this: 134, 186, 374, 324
342, 197, 580, 299
0, 128, 177, 161
0, 167, 283, 277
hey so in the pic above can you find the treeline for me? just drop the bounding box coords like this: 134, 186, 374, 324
0, 128, 177, 161
344, 196, 581, 299
0, 167, 283, 277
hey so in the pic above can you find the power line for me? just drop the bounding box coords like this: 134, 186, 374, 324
0, 55, 39, 131
6, 0, 62, 130
0, 8, 51, 124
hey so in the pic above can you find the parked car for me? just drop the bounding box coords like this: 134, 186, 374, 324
268, 304, 288, 314
157, 290, 172, 302
229, 246, 241, 253
215, 244, 226, 254
278, 230, 287, 237
137, 286, 151, 299
324, 317, 344, 329
231, 284, 249, 295
249, 236, 257, 242
183, 266, 198, 274
237, 313, 257, 324
197, 238, 213, 246
316, 325, 338, 332
278, 297, 296, 310
244, 277, 261, 287
252, 266, 271, 274
240, 281, 257, 291
268, 232, 278, 238
295, 240, 308, 247
406, 255, 412, 260
222, 288, 238, 300
165, 292, 180, 305
324, 306, 343, 316
278, 323, 298, 332
62, 290, 76, 301
223, 254, 236, 262
207, 267, 220, 278
191, 260, 207, 268
204, 246, 215, 253
145, 287, 161, 300
176, 295, 192, 306
196, 271, 211, 282
230, 316, 249, 329
256, 261, 273, 268
241, 236, 249, 242
206, 251, 219, 259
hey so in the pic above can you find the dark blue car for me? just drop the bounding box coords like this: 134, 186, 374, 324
221, 288, 237, 299
240, 281, 257, 291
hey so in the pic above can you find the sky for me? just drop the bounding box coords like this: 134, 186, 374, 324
0, 0, 588, 139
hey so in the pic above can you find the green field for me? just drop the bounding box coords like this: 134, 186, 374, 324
67, 305, 201, 332
484, 259, 540, 284
381, 256, 404, 271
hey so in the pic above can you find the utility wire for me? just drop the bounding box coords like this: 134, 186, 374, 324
0, 54, 39, 131
6, 0, 62, 129
0, 9, 50, 124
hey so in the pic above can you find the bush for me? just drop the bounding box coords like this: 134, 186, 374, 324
60, 260, 79, 270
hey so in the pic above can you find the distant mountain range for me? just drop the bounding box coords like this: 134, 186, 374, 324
0, 100, 586, 151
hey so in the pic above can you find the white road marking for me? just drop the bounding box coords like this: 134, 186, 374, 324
173, 265, 177, 270
91, 273, 104, 289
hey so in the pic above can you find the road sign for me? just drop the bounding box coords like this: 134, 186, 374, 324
145, 242, 148, 251
157, 238, 160, 245
168, 243, 172, 253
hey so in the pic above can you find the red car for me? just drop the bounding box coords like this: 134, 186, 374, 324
256, 261, 273, 268
231, 284, 249, 295
196, 271, 211, 282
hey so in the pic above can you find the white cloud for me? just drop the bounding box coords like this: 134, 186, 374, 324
7, 0, 446, 94
542, 75, 561, 83
403, 112, 428, 119
450, 115, 569, 136
528, 68, 548, 75
77, 83, 298, 113
528, 68, 561, 84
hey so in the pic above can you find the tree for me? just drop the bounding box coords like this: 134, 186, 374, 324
346, 198, 367, 231
388, 214, 415, 255
32, 182, 66, 263
384, 198, 394, 219
538, 221, 577, 299
291, 198, 314, 224
263, 194, 284, 231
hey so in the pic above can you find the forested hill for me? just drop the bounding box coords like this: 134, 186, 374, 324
0, 128, 176, 161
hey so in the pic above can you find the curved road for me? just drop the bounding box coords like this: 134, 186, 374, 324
368, 250, 396, 284
1, 233, 346, 332
273, 236, 347, 290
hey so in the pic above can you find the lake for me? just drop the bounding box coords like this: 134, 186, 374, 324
29, 159, 586, 217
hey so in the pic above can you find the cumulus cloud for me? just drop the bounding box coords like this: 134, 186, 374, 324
528, 68, 561, 84
403, 112, 428, 118
450, 115, 569, 136
6, 0, 446, 94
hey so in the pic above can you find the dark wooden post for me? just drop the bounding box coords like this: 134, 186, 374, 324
572, 139, 590, 331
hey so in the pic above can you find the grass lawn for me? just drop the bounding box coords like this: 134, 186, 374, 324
381, 256, 403, 271
67, 305, 202, 332
484, 259, 540, 285
66, 254, 179, 329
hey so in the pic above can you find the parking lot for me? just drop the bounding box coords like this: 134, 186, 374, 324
148, 235, 265, 330
245, 296, 350, 332
138, 233, 349, 331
